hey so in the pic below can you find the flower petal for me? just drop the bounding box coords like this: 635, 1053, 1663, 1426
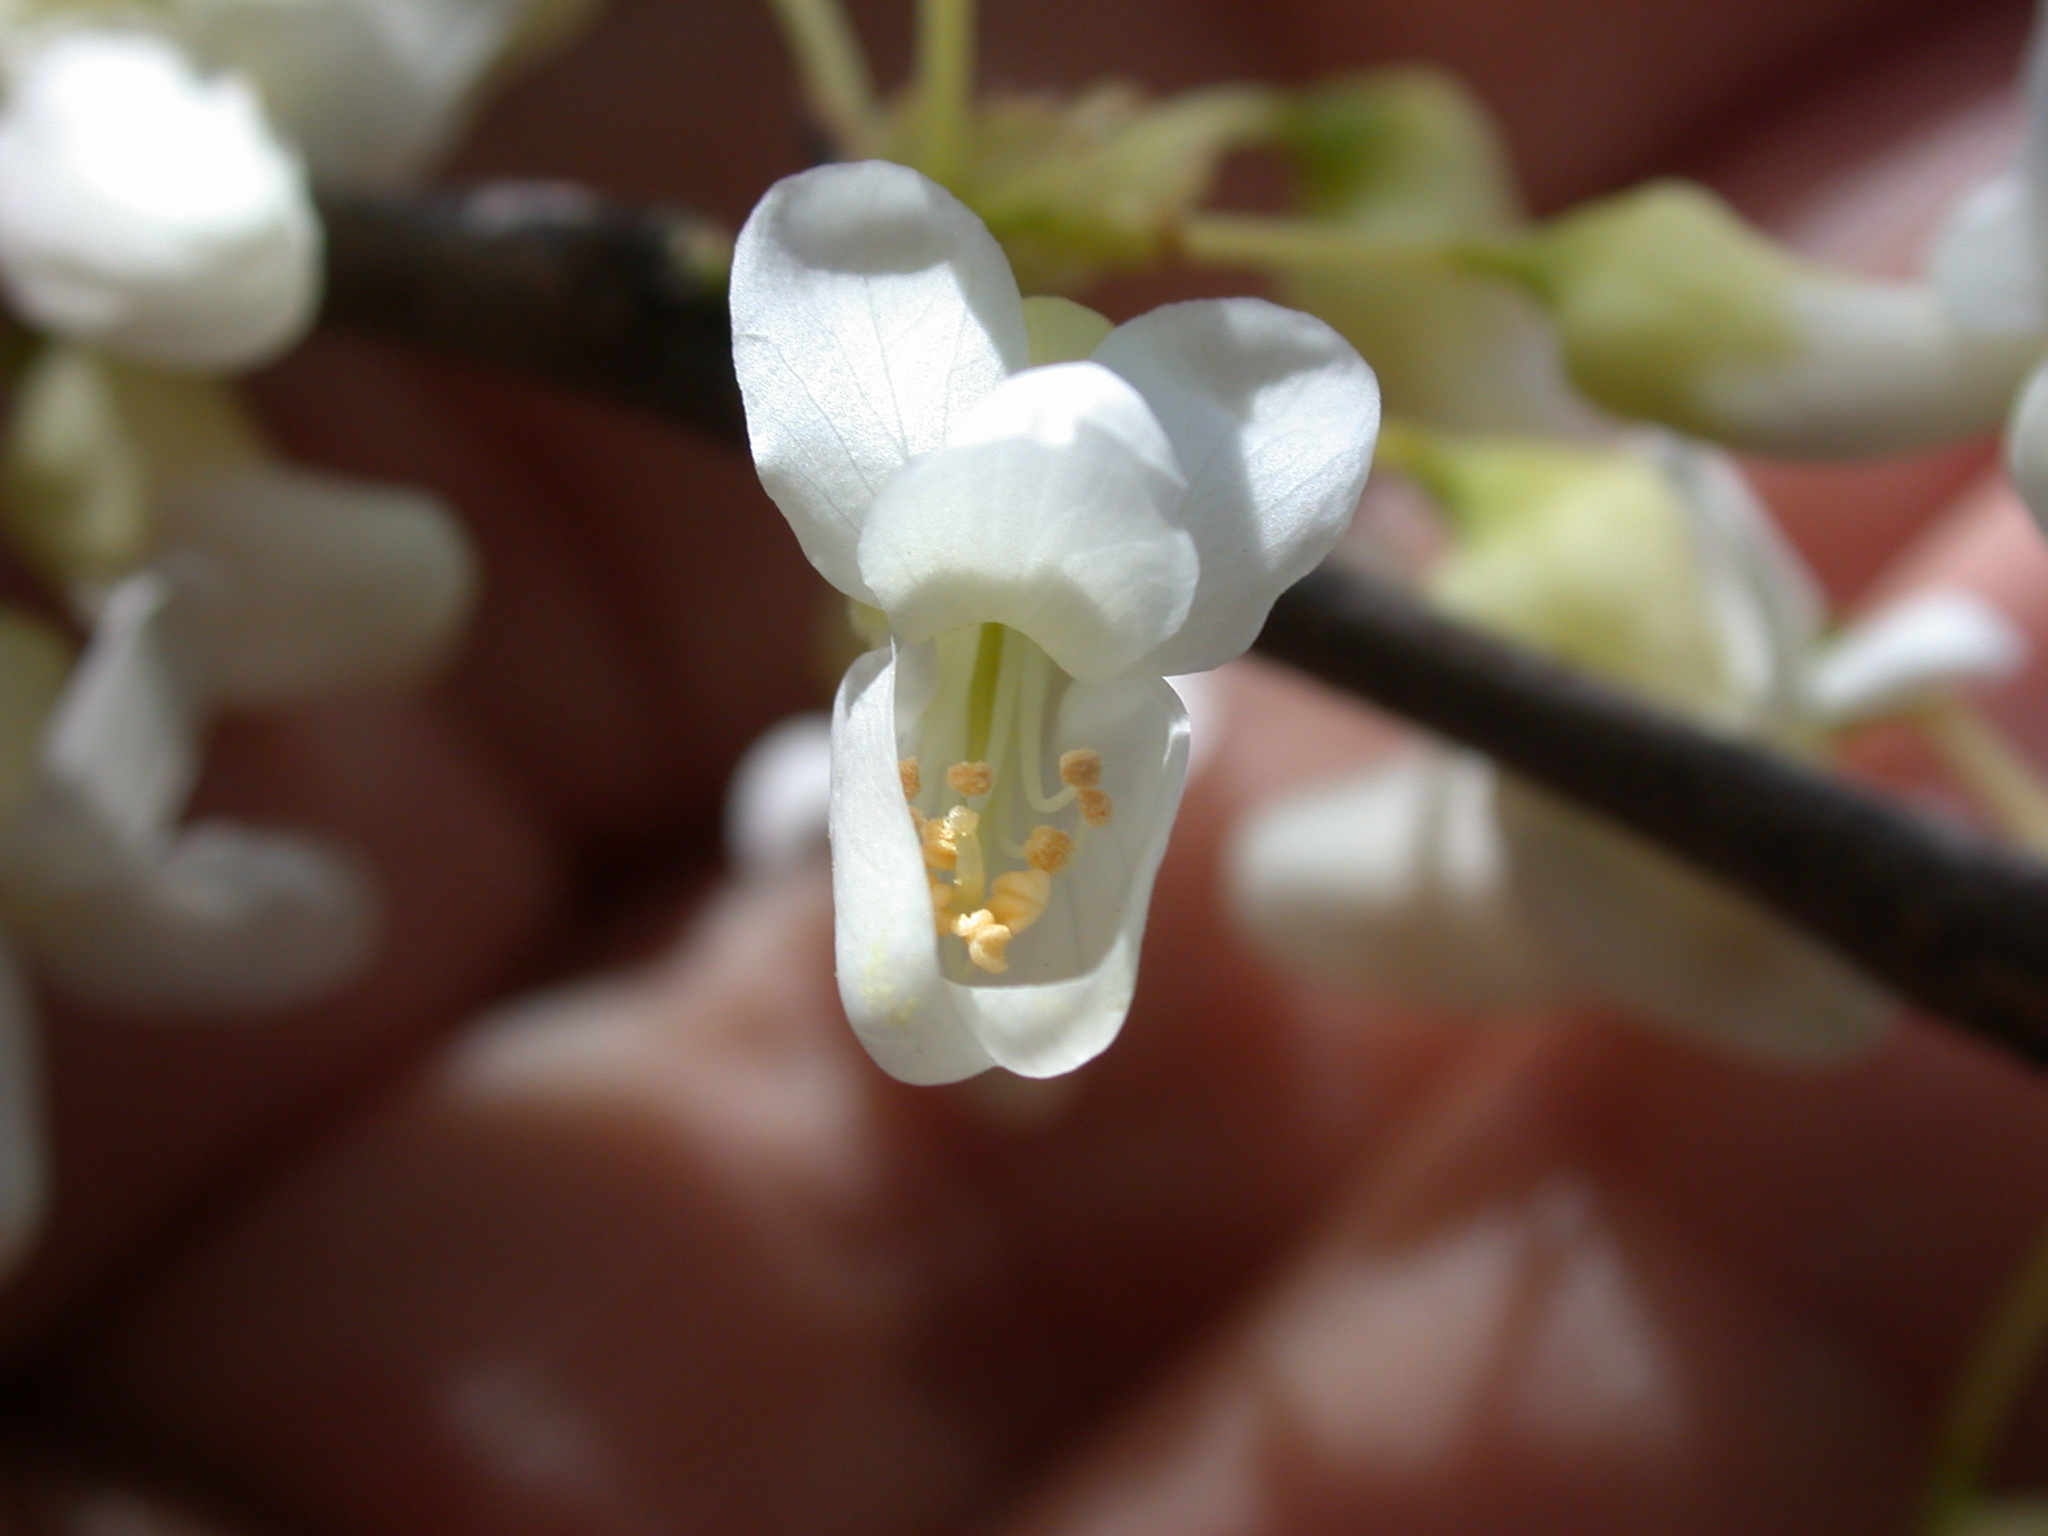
154, 462, 476, 705
725, 711, 832, 875
15, 818, 379, 1015
1693, 276, 2041, 456
174, 0, 589, 187
1930, 172, 2048, 343
829, 647, 994, 1084
960, 669, 1188, 1077
1806, 587, 2027, 725
0, 31, 319, 370
0, 935, 46, 1279
1496, 778, 1894, 1063
856, 362, 1197, 681
1649, 435, 1825, 731
0, 573, 375, 1014
1229, 747, 1561, 1010
38, 573, 200, 857
1093, 298, 1379, 674
732, 162, 1029, 599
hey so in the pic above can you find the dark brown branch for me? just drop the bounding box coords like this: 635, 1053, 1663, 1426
316, 183, 743, 439
317, 181, 2048, 1066
1261, 570, 2048, 1063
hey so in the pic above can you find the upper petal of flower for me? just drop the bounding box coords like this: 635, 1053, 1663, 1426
0, 30, 319, 371
1092, 297, 1379, 674
856, 361, 1196, 681
732, 161, 1029, 599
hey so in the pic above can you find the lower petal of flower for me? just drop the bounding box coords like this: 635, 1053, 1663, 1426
830, 629, 1188, 1081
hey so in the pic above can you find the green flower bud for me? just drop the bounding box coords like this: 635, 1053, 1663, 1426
1389, 426, 1737, 718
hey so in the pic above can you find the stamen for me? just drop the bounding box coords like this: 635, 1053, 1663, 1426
921, 804, 978, 870
989, 868, 1049, 933
1059, 748, 1101, 789
899, 758, 921, 799
929, 874, 954, 935
1078, 788, 1113, 827
1024, 825, 1072, 873
946, 760, 991, 795
951, 908, 1012, 974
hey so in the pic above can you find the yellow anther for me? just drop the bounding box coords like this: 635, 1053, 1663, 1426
990, 868, 1050, 933
920, 815, 954, 870
952, 908, 1014, 974
921, 803, 978, 870
1059, 748, 1102, 789
899, 758, 921, 799
1024, 824, 1072, 873
946, 760, 992, 795
1078, 788, 1113, 827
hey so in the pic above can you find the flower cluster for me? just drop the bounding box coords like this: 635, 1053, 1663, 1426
0, 0, 595, 1275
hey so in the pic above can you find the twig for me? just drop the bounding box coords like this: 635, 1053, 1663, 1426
317, 181, 2048, 1065
1260, 569, 2048, 1063
316, 183, 743, 439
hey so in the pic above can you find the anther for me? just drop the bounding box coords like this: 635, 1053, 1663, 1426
1058, 748, 1102, 789
946, 760, 992, 795
921, 804, 979, 870
951, 908, 1013, 974
1024, 825, 1072, 873
1078, 788, 1112, 827
899, 758, 921, 799
990, 868, 1050, 933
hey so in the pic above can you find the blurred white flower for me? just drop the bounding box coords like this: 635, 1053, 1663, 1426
0, 346, 474, 1017
731, 159, 1377, 1082
0, 30, 315, 369
1494, 179, 2039, 457
171, 0, 603, 188
1232, 432, 2026, 1063
0, 337, 477, 1276
0, 0, 597, 369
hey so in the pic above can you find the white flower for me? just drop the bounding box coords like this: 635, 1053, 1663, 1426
731, 160, 1378, 1082
0, 345, 474, 1013
1232, 433, 2025, 1063
0, 0, 595, 370
170, 0, 603, 189
0, 30, 316, 369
